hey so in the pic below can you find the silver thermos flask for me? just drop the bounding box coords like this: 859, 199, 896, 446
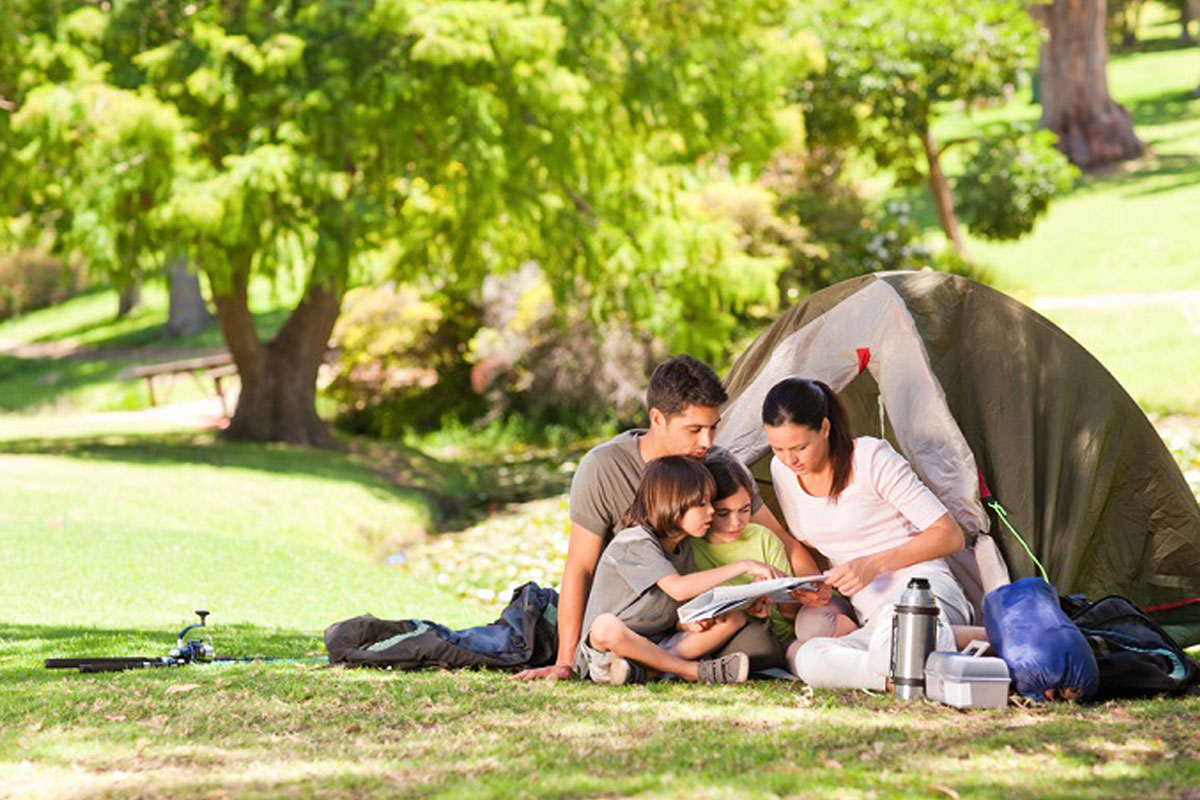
890, 577, 939, 699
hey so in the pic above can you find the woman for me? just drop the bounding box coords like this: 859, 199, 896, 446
762, 377, 973, 690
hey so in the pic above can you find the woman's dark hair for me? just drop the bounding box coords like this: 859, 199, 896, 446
704, 449, 756, 503
761, 378, 854, 501
623, 456, 716, 536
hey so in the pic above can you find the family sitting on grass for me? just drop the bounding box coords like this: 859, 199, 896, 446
515, 355, 985, 686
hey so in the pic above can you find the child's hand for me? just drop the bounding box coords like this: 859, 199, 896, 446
680, 618, 716, 633
748, 596, 772, 618
742, 559, 786, 581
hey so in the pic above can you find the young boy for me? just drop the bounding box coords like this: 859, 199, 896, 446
575, 456, 783, 685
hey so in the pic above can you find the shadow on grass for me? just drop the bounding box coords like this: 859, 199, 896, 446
1112, 32, 1200, 57
0, 621, 325, 684
33, 306, 289, 354
1125, 88, 1200, 129
0, 429, 583, 532
3, 665, 1198, 800
0, 354, 135, 413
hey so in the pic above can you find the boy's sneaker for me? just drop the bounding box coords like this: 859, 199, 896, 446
609, 657, 648, 685
697, 652, 750, 684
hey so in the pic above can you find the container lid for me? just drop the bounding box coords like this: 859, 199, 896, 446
925, 651, 1011, 682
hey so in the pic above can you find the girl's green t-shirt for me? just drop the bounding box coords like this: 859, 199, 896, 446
691, 523, 794, 643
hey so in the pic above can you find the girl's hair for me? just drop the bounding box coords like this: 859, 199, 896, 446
704, 450, 756, 503
623, 456, 716, 536
761, 378, 854, 501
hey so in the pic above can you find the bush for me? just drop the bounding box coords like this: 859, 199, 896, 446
0, 251, 81, 320
327, 284, 486, 437
957, 128, 1079, 241
764, 152, 936, 302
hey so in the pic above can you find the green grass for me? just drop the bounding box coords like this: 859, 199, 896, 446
890, 34, 1200, 413
0, 279, 295, 414
1, 419, 1198, 799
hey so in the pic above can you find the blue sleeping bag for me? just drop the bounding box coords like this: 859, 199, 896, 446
983, 578, 1099, 702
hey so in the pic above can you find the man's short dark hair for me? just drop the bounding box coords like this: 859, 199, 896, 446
645, 355, 727, 417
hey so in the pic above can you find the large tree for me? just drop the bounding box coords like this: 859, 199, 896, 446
7, 0, 799, 444
1036, 0, 1144, 168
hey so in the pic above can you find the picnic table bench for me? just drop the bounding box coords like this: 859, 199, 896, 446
131, 353, 238, 417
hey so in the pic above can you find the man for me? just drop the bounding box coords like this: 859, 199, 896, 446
514, 355, 824, 680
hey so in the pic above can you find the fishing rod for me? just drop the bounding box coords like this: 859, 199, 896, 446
44, 610, 326, 673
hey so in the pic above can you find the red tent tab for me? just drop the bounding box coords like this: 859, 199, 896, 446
856, 347, 871, 374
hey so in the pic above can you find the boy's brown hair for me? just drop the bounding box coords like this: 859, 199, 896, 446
623, 456, 716, 537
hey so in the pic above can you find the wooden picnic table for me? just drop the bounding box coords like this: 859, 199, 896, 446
131, 352, 238, 417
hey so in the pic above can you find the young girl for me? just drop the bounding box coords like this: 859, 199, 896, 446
693, 452, 859, 671
575, 455, 784, 685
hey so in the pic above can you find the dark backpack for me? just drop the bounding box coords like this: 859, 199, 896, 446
1060, 594, 1200, 701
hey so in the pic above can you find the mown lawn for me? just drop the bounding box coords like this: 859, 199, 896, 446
2, 417, 1199, 800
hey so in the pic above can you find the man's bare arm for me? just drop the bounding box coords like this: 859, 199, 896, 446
512, 522, 604, 680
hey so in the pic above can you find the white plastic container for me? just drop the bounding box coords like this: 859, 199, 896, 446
924, 641, 1010, 709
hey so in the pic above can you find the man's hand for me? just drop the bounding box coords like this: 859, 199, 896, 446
790, 581, 833, 607
826, 555, 883, 597
511, 664, 574, 681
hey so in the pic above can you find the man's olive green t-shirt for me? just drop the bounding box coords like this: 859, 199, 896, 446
691, 523, 795, 643
568, 430, 763, 544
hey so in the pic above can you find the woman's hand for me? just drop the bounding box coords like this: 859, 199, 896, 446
790, 581, 833, 607
741, 559, 786, 582
826, 555, 883, 597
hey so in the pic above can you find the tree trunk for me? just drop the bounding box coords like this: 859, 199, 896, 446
920, 129, 968, 258
211, 260, 343, 447
164, 256, 214, 339
116, 279, 141, 318
1038, 0, 1143, 169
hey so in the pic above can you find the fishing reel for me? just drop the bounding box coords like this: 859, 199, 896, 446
46, 609, 216, 673
170, 609, 215, 664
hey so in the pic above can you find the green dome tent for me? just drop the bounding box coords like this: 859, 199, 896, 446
715, 271, 1200, 645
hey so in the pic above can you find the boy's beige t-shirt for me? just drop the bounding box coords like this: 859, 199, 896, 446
568, 430, 762, 544
573, 525, 695, 675
691, 523, 795, 643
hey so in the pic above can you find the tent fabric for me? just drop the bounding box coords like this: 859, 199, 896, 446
716, 271, 1200, 643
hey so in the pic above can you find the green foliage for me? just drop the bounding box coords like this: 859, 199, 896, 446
797, 0, 1036, 184
765, 155, 935, 296
10, 80, 189, 284
0, 251, 81, 320
956, 128, 1080, 241
328, 285, 485, 436
0, 1, 810, 438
